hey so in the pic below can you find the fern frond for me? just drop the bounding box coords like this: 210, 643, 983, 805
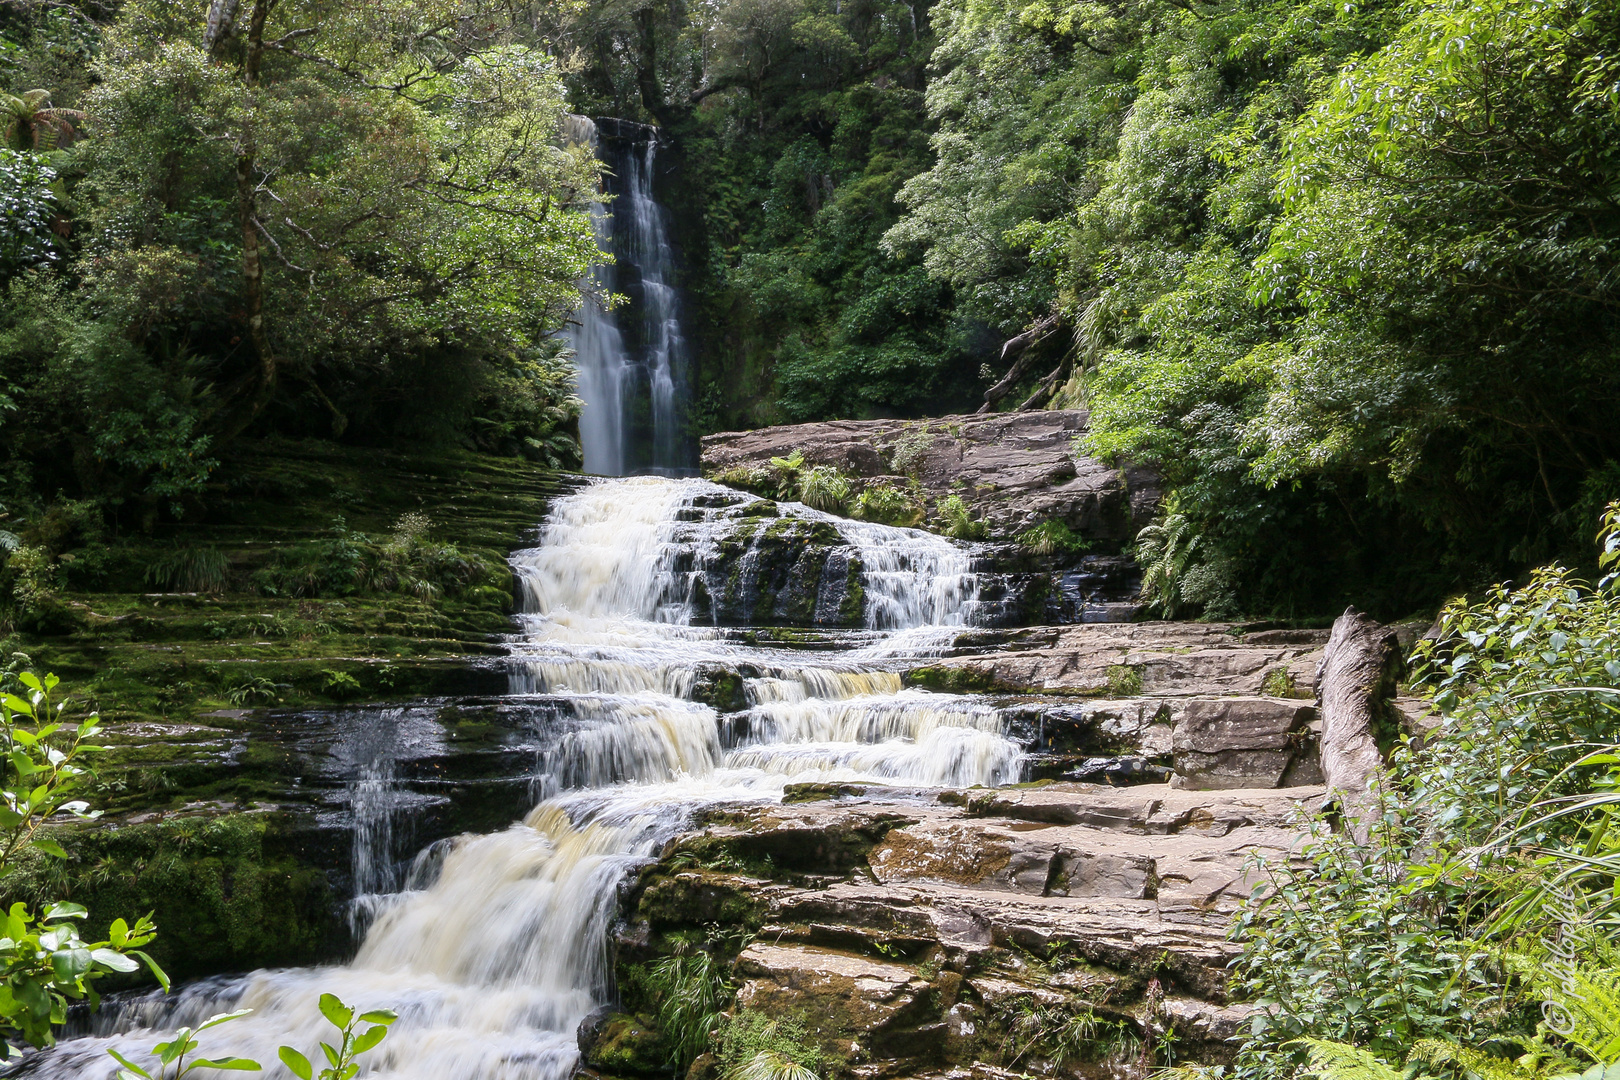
1410, 1039, 1532, 1080
1290, 1039, 1403, 1080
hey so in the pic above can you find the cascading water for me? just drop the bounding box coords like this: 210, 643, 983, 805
34, 478, 1021, 1080
564, 118, 693, 478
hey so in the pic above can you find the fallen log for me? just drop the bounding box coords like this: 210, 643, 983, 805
1315, 606, 1402, 839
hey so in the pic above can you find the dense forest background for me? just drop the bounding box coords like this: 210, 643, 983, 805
3, 0, 1619, 617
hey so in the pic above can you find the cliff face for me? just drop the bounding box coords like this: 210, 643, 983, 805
700, 411, 1160, 546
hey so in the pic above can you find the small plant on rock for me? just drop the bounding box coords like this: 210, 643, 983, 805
797, 465, 852, 513
935, 495, 987, 540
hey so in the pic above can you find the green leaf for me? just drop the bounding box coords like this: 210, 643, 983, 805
90, 948, 139, 972
44, 901, 87, 921
198, 1008, 254, 1031
357, 1009, 398, 1025
130, 950, 171, 992
49, 947, 92, 982
318, 993, 353, 1031
279, 1046, 314, 1080
189, 1056, 263, 1071
33, 837, 67, 859
321, 1040, 342, 1067
352, 1024, 388, 1054
107, 1048, 156, 1080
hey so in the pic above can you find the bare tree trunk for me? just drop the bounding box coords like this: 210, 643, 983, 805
978, 313, 1060, 413
1315, 606, 1402, 840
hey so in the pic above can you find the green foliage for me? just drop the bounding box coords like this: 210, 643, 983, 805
278, 994, 399, 1080
0, 671, 169, 1052
106, 995, 397, 1080
1016, 520, 1090, 557
997, 998, 1136, 1068
648, 947, 732, 1071
715, 1011, 825, 1080
6, 544, 55, 612
109, 1008, 260, 1079
853, 483, 923, 527
0, 0, 590, 532
1230, 509, 1620, 1080
0, 149, 59, 279
935, 494, 986, 541
144, 547, 229, 594
1290, 1038, 1401, 1080
887, 424, 933, 479
797, 465, 852, 513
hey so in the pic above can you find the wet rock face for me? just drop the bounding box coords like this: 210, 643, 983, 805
700, 411, 1161, 545
611, 784, 1322, 1077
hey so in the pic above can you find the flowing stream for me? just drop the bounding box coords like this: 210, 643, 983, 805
31, 477, 1025, 1079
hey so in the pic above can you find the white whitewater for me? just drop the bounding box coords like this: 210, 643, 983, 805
39, 478, 1018, 1080
563, 118, 689, 477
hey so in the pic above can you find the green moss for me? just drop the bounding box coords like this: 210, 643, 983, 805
2, 813, 338, 981
585, 1013, 670, 1075
637, 871, 769, 931
903, 665, 995, 693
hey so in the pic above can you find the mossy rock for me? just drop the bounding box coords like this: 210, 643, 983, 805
902, 665, 996, 693
582, 1013, 669, 1075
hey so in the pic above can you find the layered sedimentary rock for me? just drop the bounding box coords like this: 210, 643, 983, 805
606, 783, 1322, 1078
700, 410, 1159, 544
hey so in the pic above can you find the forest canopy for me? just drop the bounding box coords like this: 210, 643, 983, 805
0, 0, 597, 527
557, 0, 1620, 614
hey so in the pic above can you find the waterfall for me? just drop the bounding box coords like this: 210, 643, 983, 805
36, 478, 1017, 1080
563, 117, 692, 478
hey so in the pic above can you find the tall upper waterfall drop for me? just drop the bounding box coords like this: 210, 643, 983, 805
565, 116, 693, 477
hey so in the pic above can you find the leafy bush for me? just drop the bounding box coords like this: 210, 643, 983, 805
362, 513, 491, 601
7, 544, 56, 610
144, 547, 229, 594
252, 520, 365, 599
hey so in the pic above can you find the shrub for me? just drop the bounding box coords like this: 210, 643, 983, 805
1228, 503, 1620, 1080
7, 544, 56, 610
